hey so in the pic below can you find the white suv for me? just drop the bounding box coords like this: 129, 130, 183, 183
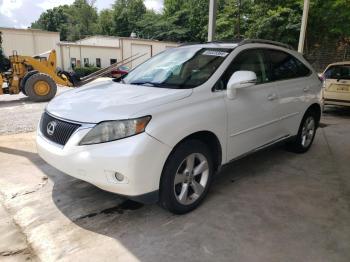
37, 40, 322, 214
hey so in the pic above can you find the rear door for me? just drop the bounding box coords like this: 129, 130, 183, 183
323, 64, 350, 103
264, 49, 314, 136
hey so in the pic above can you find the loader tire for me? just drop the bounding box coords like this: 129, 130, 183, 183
25, 73, 57, 102
20, 70, 38, 95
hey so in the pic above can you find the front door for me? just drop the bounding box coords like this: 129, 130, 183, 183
222, 49, 281, 160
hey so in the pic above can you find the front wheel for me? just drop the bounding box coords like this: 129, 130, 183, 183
287, 111, 318, 153
159, 140, 213, 214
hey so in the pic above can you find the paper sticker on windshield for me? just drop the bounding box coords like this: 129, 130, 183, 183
203, 50, 229, 57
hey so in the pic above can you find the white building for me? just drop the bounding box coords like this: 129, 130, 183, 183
59, 35, 178, 70
0, 27, 61, 62
0, 27, 178, 70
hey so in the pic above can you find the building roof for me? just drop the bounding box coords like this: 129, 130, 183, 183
0, 27, 59, 35
77, 35, 179, 45
58, 41, 119, 49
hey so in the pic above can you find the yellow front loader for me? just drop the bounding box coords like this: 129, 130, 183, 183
0, 50, 145, 102
0, 50, 72, 102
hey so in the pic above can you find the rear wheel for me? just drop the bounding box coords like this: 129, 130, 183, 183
159, 140, 213, 214
20, 70, 38, 95
287, 110, 318, 153
24, 73, 57, 102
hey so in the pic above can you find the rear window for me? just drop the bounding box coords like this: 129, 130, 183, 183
324, 65, 350, 80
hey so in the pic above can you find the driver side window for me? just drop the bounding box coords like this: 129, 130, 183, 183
216, 49, 268, 90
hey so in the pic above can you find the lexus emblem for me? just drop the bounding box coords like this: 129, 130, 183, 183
47, 121, 57, 136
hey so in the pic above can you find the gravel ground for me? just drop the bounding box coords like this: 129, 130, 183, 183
0, 86, 70, 135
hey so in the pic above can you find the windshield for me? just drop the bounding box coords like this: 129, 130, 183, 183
122, 46, 232, 89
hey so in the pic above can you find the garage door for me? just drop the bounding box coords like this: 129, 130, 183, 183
131, 44, 152, 68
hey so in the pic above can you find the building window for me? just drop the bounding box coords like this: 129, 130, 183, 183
96, 58, 101, 68
110, 59, 117, 65
84, 58, 89, 67
71, 58, 76, 69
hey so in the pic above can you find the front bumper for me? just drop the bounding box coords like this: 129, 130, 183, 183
36, 128, 172, 201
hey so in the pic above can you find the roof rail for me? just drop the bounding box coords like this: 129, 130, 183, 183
238, 39, 294, 50
179, 42, 202, 46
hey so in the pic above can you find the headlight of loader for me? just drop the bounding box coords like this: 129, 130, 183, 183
79, 116, 151, 145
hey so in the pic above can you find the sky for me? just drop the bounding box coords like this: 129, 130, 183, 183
0, 0, 164, 28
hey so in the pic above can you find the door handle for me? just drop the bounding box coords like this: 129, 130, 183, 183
303, 87, 310, 92
267, 93, 277, 101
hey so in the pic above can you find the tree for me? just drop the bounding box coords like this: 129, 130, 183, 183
31, 5, 70, 40
0, 31, 10, 72
112, 0, 146, 37
245, 4, 302, 47
308, 0, 350, 45
31, 0, 98, 41
163, 0, 186, 16
217, 0, 240, 40
29, 0, 350, 48
69, 0, 98, 38
98, 9, 114, 36
184, 0, 210, 42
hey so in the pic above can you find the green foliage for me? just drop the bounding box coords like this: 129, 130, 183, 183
68, 0, 99, 40
245, 4, 302, 47
74, 66, 100, 77
30, 0, 350, 48
308, 0, 350, 45
98, 9, 114, 36
31, 5, 71, 40
112, 0, 147, 37
31, 0, 98, 41
216, 0, 240, 40
0, 32, 10, 72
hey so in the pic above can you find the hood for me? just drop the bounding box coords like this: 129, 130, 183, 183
47, 78, 192, 123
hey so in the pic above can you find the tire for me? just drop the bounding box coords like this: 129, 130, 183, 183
20, 70, 38, 95
287, 110, 318, 153
24, 73, 57, 102
159, 140, 214, 214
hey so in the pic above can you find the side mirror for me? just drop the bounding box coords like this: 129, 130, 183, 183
227, 71, 257, 99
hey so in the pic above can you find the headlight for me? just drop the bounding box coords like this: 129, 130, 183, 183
79, 116, 151, 145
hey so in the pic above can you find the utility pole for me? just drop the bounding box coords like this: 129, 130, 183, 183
298, 0, 310, 53
208, 0, 217, 42
237, 0, 241, 39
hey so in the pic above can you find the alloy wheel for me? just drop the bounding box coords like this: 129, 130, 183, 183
301, 116, 315, 148
173, 153, 209, 205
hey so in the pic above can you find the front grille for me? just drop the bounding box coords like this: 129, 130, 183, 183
40, 112, 81, 146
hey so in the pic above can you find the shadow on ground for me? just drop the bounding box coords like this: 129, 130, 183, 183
323, 105, 350, 118
0, 97, 44, 108
1, 109, 350, 261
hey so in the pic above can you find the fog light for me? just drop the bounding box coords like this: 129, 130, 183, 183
115, 172, 124, 182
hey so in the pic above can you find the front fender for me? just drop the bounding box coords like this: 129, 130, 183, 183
144, 90, 228, 164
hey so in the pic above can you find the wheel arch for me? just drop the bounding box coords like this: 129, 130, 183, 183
306, 103, 321, 126
164, 130, 223, 174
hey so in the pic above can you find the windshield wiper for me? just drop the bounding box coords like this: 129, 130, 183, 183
130, 82, 164, 87
129, 81, 184, 89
